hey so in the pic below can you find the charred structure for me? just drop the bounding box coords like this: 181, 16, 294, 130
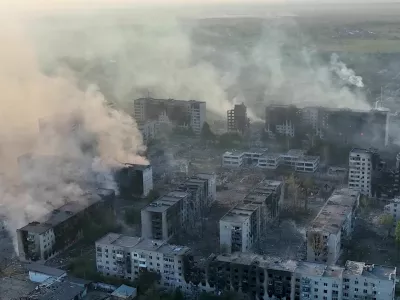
114, 163, 153, 198
16, 189, 115, 262
227, 103, 250, 135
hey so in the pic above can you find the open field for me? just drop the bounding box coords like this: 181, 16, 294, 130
318, 39, 400, 53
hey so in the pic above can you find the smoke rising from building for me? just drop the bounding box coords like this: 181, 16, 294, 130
0, 13, 147, 244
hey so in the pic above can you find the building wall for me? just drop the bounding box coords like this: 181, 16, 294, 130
306, 230, 341, 264
343, 272, 395, 300
348, 151, 373, 196
222, 153, 244, 168
142, 167, 154, 197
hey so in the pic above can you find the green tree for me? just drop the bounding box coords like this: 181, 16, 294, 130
379, 214, 394, 237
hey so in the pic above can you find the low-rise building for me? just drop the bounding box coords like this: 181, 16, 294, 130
27, 264, 66, 283
306, 188, 359, 264
141, 191, 188, 241
111, 284, 137, 300
96, 233, 190, 290
219, 204, 260, 254
222, 151, 244, 168
257, 153, 281, 169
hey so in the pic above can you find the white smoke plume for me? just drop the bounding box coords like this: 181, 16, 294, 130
330, 53, 364, 88
0, 12, 147, 242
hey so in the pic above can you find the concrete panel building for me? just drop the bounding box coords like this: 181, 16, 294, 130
141, 191, 188, 241
115, 164, 153, 198
133, 98, 206, 135
219, 203, 260, 253
222, 151, 244, 168
227, 103, 250, 135
17, 190, 115, 262
306, 188, 359, 264
96, 233, 190, 290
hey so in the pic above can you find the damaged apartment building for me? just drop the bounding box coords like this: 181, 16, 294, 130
182, 252, 396, 300
306, 188, 360, 264
133, 97, 206, 135
141, 173, 216, 241
114, 163, 154, 198
95, 233, 190, 288
17, 189, 115, 261
265, 104, 390, 148
227, 103, 250, 135
219, 180, 284, 254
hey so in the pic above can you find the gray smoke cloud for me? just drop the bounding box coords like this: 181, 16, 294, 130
330, 53, 364, 88
0, 13, 147, 244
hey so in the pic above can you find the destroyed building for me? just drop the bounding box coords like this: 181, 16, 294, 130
183, 252, 396, 300
141, 191, 188, 241
114, 163, 153, 198
219, 180, 284, 254
227, 103, 250, 135
306, 188, 359, 264
17, 189, 115, 262
265, 104, 390, 148
133, 97, 206, 135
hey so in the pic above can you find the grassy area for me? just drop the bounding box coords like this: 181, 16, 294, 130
317, 39, 400, 53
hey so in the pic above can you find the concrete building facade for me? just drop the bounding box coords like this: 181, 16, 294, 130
133, 98, 206, 135
96, 233, 190, 290
222, 151, 244, 168
17, 190, 115, 262
141, 191, 188, 241
219, 204, 260, 253
306, 188, 359, 264
115, 164, 153, 198
227, 103, 250, 135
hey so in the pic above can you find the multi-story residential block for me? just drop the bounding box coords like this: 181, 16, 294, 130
138, 120, 158, 144
133, 98, 206, 135
222, 151, 244, 168
96, 233, 190, 289
307, 188, 359, 264
196, 173, 217, 204
114, 164, 153, 198
384, 197, 400, 232
183, 252, 396, 300
141, 191, 188, 241
17, 189, 115, 262
219, 203, 260, 253
227, 103, 250, 135
348, 148, 384, 197
342, 261, 396, 300
265, 104, 390, 148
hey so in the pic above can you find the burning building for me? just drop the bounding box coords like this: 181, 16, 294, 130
16, 189, 115, 262
114, 163, 153, 198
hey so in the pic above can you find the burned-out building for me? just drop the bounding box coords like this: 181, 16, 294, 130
265, 104, 390, 149
227, 103, 250, 135
114, 163, 153, 198
133, 98, 206, 135
306, 188, 359, 264
16, 189, 115, 262
141, 191, 188, 241
183, 252, 396, 300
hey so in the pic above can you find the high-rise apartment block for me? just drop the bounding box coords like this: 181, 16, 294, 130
265, 105, 390, 148
307, 188, 359, 264
227, 103, 250, 135
348, 148, 383, 197
133, 98, 206, 135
